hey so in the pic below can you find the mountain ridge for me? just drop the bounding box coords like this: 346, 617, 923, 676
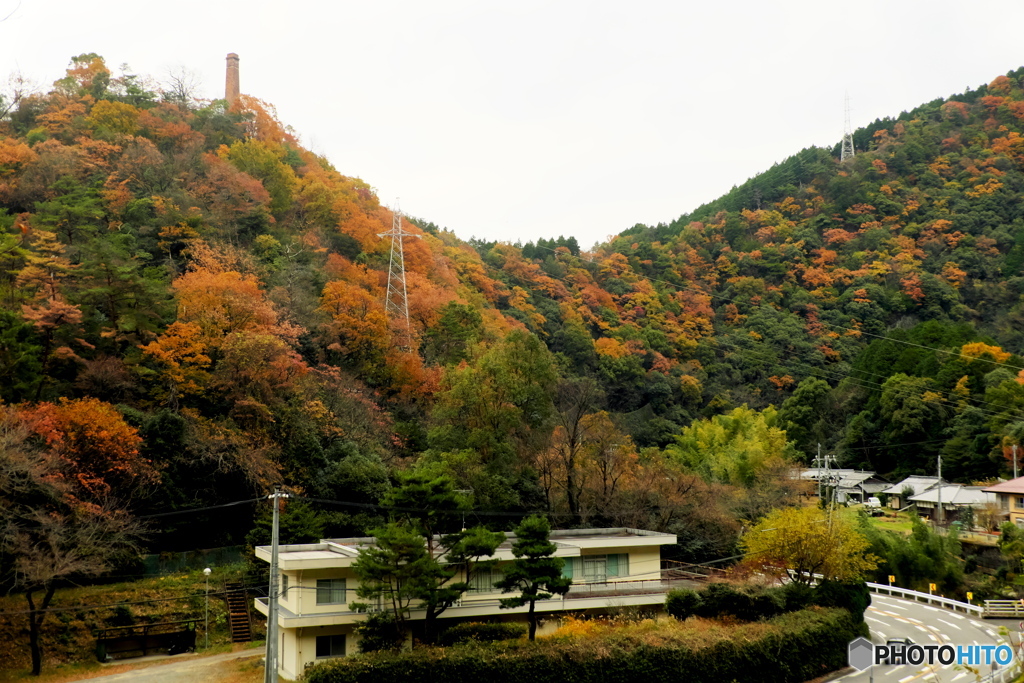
2, 54, 1024, 552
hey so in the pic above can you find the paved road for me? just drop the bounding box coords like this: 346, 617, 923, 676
73, 648, 263, 683
838, 594, 1018, 682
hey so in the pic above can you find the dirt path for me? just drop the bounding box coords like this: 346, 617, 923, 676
71, 648, 264, 683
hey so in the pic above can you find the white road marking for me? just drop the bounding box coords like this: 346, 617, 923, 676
952, 673, 968, 681
898, 675, 916, 683
936, 618, 960, 630
950, 613, 965, 620
986, 629, 998, 637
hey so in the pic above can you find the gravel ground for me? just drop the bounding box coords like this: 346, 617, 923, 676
70, 648, 264, 683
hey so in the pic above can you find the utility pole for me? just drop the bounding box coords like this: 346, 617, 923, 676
816, 443, 822, 500
377, 202, 421, 344
265, 489, 289, 683
1014, 444, 1019, 480
813, 451, 838, 506
936, 455, 943, 529
841, 93, 855, 161
825, 454, 838, 532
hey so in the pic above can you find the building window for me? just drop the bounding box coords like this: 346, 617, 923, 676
584, 556, 608, 582
1016, 496, 1024, 510
315, 634, 346, 658
316, 578, 347, 605
563, 554, 630, 582
468, 567, 502, 594
281, 573, 288, 599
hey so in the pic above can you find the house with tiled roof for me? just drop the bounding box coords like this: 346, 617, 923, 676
881, 476, 946, 509
908, 485, 996, 524
835, 471, 890, 503
796, 469, 888, 503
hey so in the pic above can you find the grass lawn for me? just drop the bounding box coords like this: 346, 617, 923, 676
864, 509, 915, 535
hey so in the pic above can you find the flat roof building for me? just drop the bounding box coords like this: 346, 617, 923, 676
255, 527, 680, 680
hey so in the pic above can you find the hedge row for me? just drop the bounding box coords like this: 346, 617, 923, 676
437, 621, 528, 647
303, 607, 866, 683
665, 580, 870, 623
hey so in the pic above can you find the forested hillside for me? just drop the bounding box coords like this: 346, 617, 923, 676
2, 54, 1024, 562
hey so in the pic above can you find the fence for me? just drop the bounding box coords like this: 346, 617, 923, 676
981, 600, 1024, 618
865, 582, 983, 616
866, 584, 1022, 681
139, 546, 245, 576
661, 560, 727, 581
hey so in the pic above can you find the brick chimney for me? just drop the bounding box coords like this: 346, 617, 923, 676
225, 53, 240, 107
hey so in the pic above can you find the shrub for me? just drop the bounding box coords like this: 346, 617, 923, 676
437, 621, 527, 647
813, 580, 870, 622
354, 612, 404, 653
303, 607, 863, 683
670, 580, 869, 623
779, 581, 815, 612
691, 583, 784, 621
748, 589, 785, 620
693, 582, 746, 619
665, 588, 702, 620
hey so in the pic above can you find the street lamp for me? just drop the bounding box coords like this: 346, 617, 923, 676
203, 567, 212, 649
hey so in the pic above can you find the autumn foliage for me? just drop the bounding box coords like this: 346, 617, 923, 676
3, 53, 1024, 579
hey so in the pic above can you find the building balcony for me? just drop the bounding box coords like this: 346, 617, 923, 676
255, 575, 702, 629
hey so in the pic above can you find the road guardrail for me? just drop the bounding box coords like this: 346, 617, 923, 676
866, 582, 983, 616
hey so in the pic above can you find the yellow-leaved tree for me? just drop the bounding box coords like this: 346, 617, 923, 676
739, 506, 877, 585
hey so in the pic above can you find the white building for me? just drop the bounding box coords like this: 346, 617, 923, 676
254, 527, 679, 681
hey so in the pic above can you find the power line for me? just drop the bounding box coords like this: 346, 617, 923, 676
137, 498, 263, 520
0, 586, 267, 617
841, 437, 951, 451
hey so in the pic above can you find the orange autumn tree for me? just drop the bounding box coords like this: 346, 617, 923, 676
167, 241, 299, 345
1, 404, 145, 676
17, 397, 157, 505
319, 280, 390, 365
142, 241, 305, 414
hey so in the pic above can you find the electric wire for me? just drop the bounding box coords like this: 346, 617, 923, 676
137, 498, 263, 520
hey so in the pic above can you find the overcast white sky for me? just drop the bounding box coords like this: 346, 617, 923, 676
3, 1, 1024, 248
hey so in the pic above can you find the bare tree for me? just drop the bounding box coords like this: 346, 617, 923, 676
0, 409, 144, 676
13, 508, 143, 675
0, 71, 39, 121
162, 66, 203, 109
547, 378, 603, 522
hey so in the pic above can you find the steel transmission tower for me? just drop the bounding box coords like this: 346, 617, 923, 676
377, 203, 420, 333
841, 93, 855, 161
